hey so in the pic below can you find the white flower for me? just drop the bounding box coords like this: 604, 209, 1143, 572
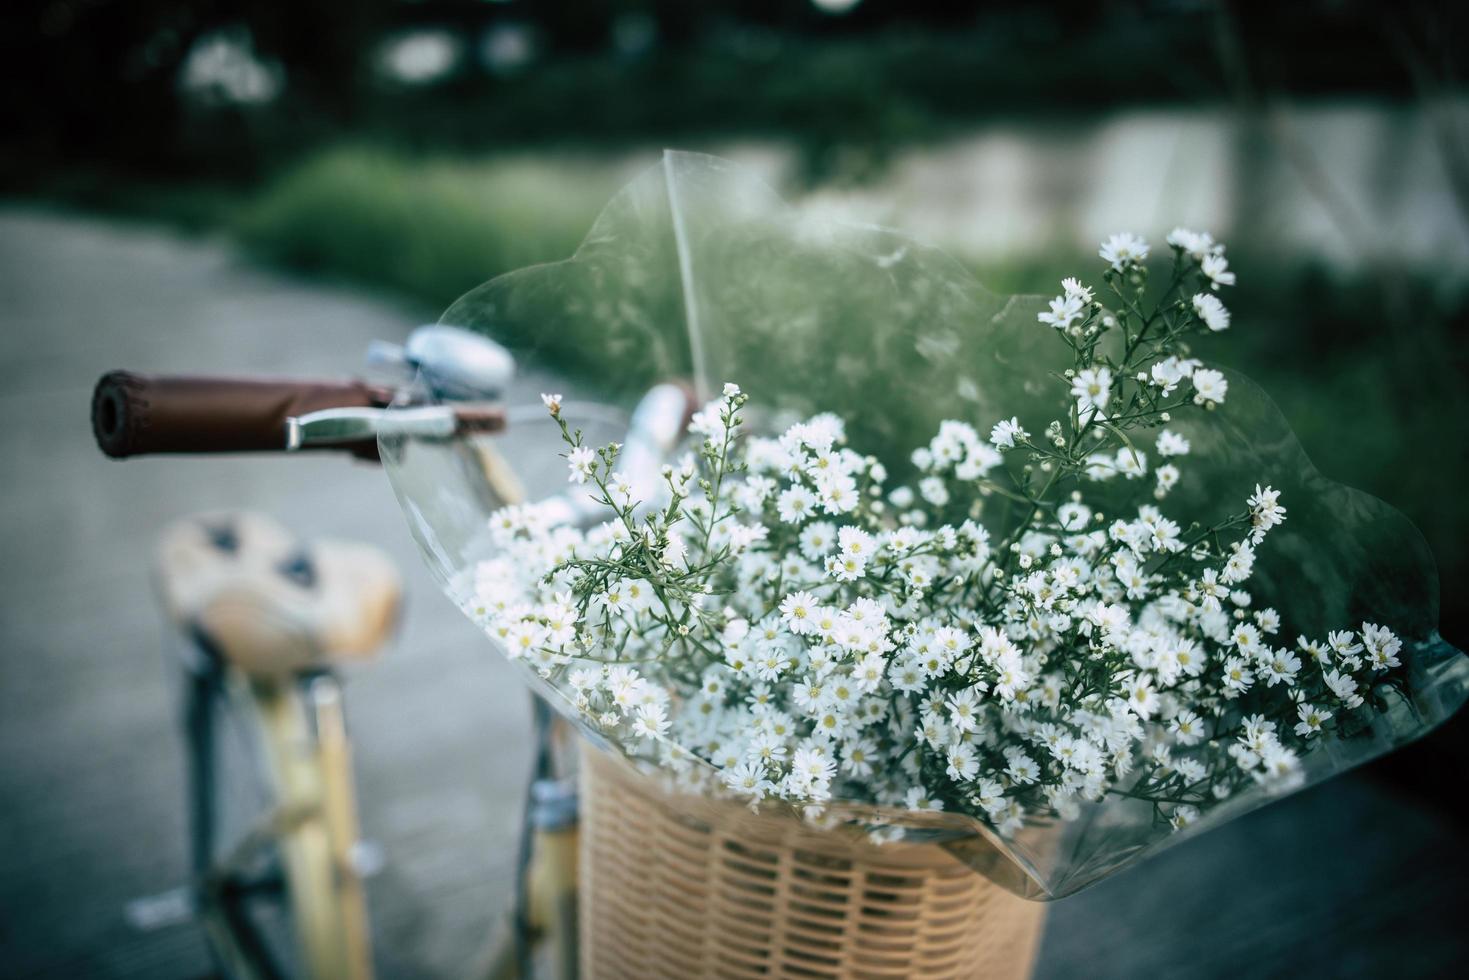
852, 652, 886, 692
1150, 356, 1190, 396
1247, 485, 1286, 543
1173, 759, 1207, 783
1192, 292, 1231, 332
698, 669, 726, 700
947, 743, 980, 781
955, 444, 1003, 481
1099, 232, 1150, 271
1323, 670, 1364, 708
1038, 292, 1085, 330
687, 401, 724, 438
661, 531, 687, 569
504, 621, 546, 660
799, 521, 837, 560
1071, 367, 1113, 416
1057, 501, 1092, 531
1294, 703, 1332, 738
887, 525, 921, 552
1155, 429, 1190, 456
604, 668, 647, 712
888, 656, 925, 694
990, 417, 1028, 450
540, 392, 563, 415
816, 470, 860, 514
1260, 742, 1301, 782
1297, 636, 1329, 664
1004, 750, 1040, 784
826, 553, 866, 582
919, 476, 950, 507
1222, 657, 1254, 696
779, 591, 818, 634
947, 688, 982, 732
1260, 648, 1301, 687
566, 446, 596, 484
594, 581, 632, 618
620, 578, 655, 613
1165, 227, 1218, 259
1195, 568, 1224, 612
1232, 622, 1262, 656
1239, 714, 1276, 753
791, 745, 837, 795
725, 525, 763, 555
904, 786, 943, 812
842, 738, 878, 778
777, 485, 818, 524
1221, 543, 1256, 585
1126, 676, 1158, 719
606, 473, 634, 508
1115, 447, 1148, 479
490, 284, 1422, 847
1201, 253, 1235, 289
1170, 709, 1206, 746
1361, 623, 1402, 671
1173, 638, 1206, 677
632, 702, 670, 740
1328, 630, 1363, 659
838, 525, 876, 560
810, 607, 840, 644
722, 760, 774, 800
1062, 277, 1094, 303
1191, 368, 1228, 406
970, 779, 1006, 816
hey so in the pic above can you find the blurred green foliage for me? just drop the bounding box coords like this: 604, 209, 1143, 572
11, 1, 1463, 188
31, 145, 1469, 646
234, 148, 622, 308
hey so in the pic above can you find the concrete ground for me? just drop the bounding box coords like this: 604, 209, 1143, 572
0, 208, 1465, 979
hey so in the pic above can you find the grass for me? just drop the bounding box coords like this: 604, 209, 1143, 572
233, 148, 622, 311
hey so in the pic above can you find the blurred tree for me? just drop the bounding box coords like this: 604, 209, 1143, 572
5, 0, 1465, 185
2, 0, 390, 178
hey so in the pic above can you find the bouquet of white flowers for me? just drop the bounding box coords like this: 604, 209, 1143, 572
382, 152, 1466, 900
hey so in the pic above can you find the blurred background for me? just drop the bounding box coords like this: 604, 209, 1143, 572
2, 1, 1467, 977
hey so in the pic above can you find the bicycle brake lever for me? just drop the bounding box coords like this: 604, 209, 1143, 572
286, 406, 504, 450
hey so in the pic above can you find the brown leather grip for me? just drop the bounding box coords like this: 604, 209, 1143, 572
92, 372, 393, 459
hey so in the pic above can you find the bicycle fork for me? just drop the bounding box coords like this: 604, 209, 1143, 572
253, 674, 375, 980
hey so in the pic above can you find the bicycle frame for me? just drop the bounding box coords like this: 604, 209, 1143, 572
182, 637, 372, 980
96, 343, 690, 980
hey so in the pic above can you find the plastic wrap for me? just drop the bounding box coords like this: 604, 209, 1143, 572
379, 151, 1466, 899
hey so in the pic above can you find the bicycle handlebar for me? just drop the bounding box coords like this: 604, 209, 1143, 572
93, 372, 396, 459
92, 369, 672, 471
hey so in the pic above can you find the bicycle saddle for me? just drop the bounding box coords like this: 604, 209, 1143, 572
156, 512, 400, 676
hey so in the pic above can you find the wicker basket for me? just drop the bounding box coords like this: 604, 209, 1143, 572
579, 745, 1046, 979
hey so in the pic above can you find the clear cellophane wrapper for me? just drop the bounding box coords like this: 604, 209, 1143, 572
380, 152, 1467, 900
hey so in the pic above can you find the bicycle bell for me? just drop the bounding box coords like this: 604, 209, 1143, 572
368, 324, 515, 402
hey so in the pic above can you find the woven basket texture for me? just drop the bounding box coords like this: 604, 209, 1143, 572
579, 745, 1046, 979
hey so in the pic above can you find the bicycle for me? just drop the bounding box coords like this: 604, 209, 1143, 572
93, 326, 692, 980
135, 510, 397, 980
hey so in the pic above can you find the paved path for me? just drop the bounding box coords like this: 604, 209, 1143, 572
0, 208, 551, 979
0, 208, 1465, 979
